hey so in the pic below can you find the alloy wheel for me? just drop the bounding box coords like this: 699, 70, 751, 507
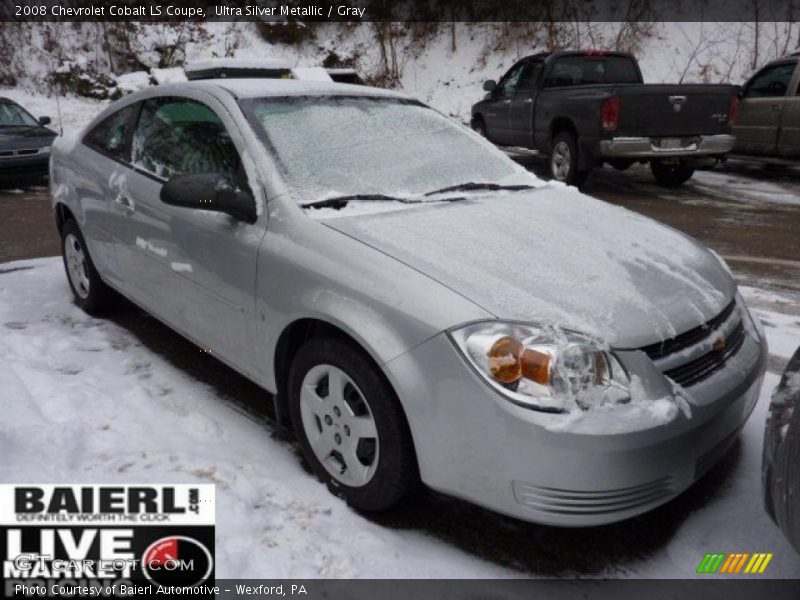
551, 141, 571, 181
64, 233, 91, 299
299, 364, 379, 487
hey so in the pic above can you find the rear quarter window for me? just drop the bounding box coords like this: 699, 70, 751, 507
83, 104, 139, 161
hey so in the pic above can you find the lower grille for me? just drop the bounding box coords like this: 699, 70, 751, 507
513, 477, 676, 515
664, 321, 745, 388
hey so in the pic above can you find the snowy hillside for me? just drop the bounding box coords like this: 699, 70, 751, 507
2, 21, 797, 138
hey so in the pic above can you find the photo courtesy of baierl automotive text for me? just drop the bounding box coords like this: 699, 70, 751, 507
0, 0, 799, 598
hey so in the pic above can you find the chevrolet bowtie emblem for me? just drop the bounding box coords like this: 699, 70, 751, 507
713, 334, 727, 352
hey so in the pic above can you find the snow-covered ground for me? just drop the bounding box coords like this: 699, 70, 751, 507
1, 257, 799, 578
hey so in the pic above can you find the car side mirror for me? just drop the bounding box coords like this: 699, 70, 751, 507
160, 173, 257, 224
483, 79, 497, 92
38, 116, 51, 126
734, 85, 744, 98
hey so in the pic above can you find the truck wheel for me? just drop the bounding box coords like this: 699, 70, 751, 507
61, 219, 113, 315
288, 337, 419, 512
650, 160, 695, 187
550, 131, 588, 186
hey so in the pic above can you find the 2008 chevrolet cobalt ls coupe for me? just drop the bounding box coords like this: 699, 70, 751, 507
50, 78, 767, 526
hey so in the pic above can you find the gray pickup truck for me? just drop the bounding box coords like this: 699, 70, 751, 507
471, 51, 737, 186
733, 53, 800, 161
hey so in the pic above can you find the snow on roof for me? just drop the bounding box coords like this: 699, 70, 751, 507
189, 77, 406, 100
185, 58, 291, 73
290, 67, 333, 82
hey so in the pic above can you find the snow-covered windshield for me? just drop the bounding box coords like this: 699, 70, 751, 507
0, 100, 39, 127
241, 96, 526, 204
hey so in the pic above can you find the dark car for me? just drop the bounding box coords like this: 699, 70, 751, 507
0, 97, 56, 182
471, 51, 737, 187
764, 346, 800, 553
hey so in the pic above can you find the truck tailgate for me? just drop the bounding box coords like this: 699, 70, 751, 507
616, 84, 734, 137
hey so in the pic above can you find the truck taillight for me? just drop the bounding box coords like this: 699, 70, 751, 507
601, 96, 620, 131
728, 95, 738, 126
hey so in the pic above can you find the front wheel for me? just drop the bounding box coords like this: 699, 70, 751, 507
650, 159, 695, 187
550, 131, 589, 186
61, 220, 113, 314
288, 337, 419, 511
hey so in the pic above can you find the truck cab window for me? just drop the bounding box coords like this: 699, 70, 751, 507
497, 63, 526, 96
517, 61, 543, 92
746, 63, 796, 98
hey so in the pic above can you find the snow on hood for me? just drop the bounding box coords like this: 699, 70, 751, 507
323, 185, 735, 348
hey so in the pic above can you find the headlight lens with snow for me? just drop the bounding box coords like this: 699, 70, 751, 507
450, 322, 631, 412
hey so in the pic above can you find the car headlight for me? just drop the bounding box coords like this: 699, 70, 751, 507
450, 322, 631, 413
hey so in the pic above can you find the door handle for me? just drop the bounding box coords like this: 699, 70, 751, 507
771, 104, 782, 111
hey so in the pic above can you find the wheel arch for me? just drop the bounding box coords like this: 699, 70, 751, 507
272, 317, 412, 436
54, 202, 77, 234
549, 116, 578, 146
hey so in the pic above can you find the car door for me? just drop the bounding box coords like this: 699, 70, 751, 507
121, 94, 265, 377
777, 62, 800, 158
482, 62, 526, 145
734, 60, 797, 156
74, 102, 141, 288
509, 59, 544, 148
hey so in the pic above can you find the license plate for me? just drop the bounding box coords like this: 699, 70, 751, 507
658, 138, 683, 149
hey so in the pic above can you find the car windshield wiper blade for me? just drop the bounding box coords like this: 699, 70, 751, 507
301, 193, 464, 210
424, 182, 534, 196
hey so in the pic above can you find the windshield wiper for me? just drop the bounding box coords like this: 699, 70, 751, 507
424, 182, 534, 196
301, 193, 464, 211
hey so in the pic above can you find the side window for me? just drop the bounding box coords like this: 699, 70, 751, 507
544, 57, 583, 87
131, 97, 241, 185
83, 104, 138, 160
497, 63, 526, 96
745, 63, 796, 98
517, 61, 543, 93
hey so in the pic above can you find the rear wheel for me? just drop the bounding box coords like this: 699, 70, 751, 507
60, 220, 113, 314
550, 131, 589, 186
650, 159, 695, 187
288, 337, 419, 511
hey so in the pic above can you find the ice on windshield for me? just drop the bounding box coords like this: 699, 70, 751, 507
243, 96, 532, 205
0, 100, 39, 127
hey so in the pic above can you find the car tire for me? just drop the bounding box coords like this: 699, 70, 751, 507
550, 131, 589, 187
60, 219, 113, 314
650, 160, 695, 187
288, 337, 419, 511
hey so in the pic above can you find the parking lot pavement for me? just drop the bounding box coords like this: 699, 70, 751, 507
0, 184, 57, 263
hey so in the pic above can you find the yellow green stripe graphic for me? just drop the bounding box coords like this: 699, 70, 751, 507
697, 552, 773, 574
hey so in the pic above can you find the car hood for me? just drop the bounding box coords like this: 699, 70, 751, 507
322, 185, 736, 348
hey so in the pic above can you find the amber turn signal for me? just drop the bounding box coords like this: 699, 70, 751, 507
488, 336, 550, 385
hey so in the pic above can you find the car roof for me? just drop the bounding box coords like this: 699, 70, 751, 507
178, 78, 408, 100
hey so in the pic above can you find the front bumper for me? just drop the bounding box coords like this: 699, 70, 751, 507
385, 320, 766, 527
599, 134, 735, 159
